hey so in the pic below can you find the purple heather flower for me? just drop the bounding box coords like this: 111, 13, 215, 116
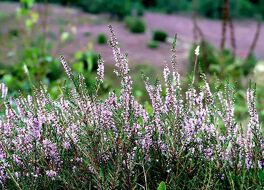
60, 55, 74, 81
0, 83, 8, 100
42, 139, 61, 167
45, 170, 57, 180
97, 56, 105, 83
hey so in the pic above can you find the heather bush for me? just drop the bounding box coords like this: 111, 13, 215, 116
77, 0, 132, 19
0, 26, 263, 189
154, 0, 190, 14
124, 16, 146, 33
147, 40, 159, 49
152, 30, 168, 42
97, 33, 107, 45
188, 41, 264, 121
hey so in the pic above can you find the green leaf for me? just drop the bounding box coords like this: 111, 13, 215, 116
21, 0, 35, 8
61, 32, 70, 42
74, 51, 83, 60
72, 62, 84, 73
157, 181, 166, 190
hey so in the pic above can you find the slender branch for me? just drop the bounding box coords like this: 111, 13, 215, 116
192, 0, 204, 43
227, 0, 236, 55
246, 20, 261, 58
192, 46, 200, 85
221, 0, 228, 51
42, 0, 49, 56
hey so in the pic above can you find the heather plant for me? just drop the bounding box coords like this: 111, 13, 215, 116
187, 41, 264, 122
152, 30, 168, 42
97, 33, 108, 45
147, 40, 159, 49
124, 16, 146, 33
0, 26, 263, 189
188, 42, 258, 79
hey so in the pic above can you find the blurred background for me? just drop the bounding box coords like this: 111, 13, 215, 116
0, 0, 263, 120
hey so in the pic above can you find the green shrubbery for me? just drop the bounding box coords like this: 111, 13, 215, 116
124, 16, 146, 33
0, 43, 62, 93
15, 0, 264, 20
97, 33, 107, 45
132, 2, 145, 16
195, 0, 263, 19
187, 41, 264, 121
77, 0, 133, 19
155, 0, 190, 14
152, 30, 168, 42
147, 39, 159, 49
188, 41, 258, 80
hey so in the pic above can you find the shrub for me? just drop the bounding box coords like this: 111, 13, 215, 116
106, 0, 132, 19
188, 41, 219, 74
124, 16, 146, 33
97, 33, 107, 45
196, 0, 221, 19
0, 44, 64, 94
74, 50, 99, 72
196, 0, 261, 19
155, 0, 190, 14
243, 53, 257, 76
0, 26, 263, 189
38, 0, 264, 19
132, 2, 145, 16
152, 30, 168, 42
46, 58, 63, 81
147, 40, 159, 49
236, 0, 255, 18
78, 0, 132, 19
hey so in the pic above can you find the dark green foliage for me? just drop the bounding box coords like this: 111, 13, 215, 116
74, 50, 99, 73
187, 41, 262, 122
57, 0, 146, 19
72, 50, 99, 89
196, 0, 222, 19
189, 41, 219, 74
258, 0, 264, 19
196, 0, 263, 19
188, 41, 258, 80
190, 41, 238, 78
46, 58, 63, 81
37, 0, 141, 19
140, 0, 156, 7
77, 0, 133, 19
236, 0, 255, 18
13, 0, 264, 19
104, 0, 132, 19
132, 2, 145, 16
147, 40, 159, 49
0, 41, 64, 94
124, 16, 146, 33
97, 33, 107, 45
243, 53, 257, 76
152, 30, 167, 42
155, 0, 190, 14
8, 29, 19, 37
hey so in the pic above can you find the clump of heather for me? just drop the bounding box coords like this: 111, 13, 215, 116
0, 26, 263, 189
